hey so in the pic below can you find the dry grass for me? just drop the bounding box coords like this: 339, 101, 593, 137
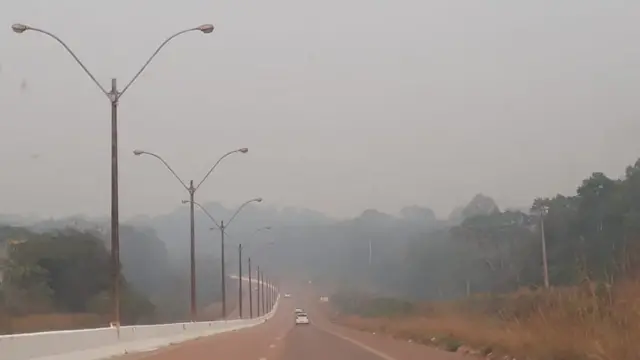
331, 281, 640, 360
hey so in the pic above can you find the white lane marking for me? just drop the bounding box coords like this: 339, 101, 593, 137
317, 326, 398, 360
269, 344, 276, 348
259, 357, 267, 360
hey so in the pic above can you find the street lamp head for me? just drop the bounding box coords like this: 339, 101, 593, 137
181, 200, 190, 204
255, 198, 263, 203
239, 148, 249, 154
197, 24, 214, 34
11, 23, 29, 34
132, 149, 144, 156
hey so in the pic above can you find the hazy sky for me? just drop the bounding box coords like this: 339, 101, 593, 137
1, 0, 639, 220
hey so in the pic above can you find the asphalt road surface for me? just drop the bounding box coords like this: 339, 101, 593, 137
280, 325, 391, 360
115, 290, 464, 360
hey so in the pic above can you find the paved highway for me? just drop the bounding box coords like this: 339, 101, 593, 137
115, 291, 464, 360
280, 325, 391, 360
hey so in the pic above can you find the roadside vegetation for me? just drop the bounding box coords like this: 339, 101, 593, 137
0, 227, 155, 334
329, 284, 639, 359
327, 158, 640, 360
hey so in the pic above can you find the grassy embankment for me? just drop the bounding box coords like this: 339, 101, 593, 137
327, 282, 639, 360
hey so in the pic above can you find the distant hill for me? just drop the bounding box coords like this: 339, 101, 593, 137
461, 194, 500, 219
447, 194, 500, 225
400, 206, 437, 225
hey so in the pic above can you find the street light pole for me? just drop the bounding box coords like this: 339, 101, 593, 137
267, 277, 270, 311
183, 198, 262, 319
268, 277, 271, 311
110, 78, 120, 326
135, 149, 248, 321
256, 266, 261, 317
12, 23, 214, 327
248, 257, 253, 318
238, 243, 243, 318
218, 198, 263, 319
267, 281, 273, 310
260, 271, 267, 314
189, 181, 196, 319
220, 220, 227, 319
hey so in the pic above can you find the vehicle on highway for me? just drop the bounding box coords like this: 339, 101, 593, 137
295, 312, 310, 325
295, 308, 304, 314
284, 293, 292, 298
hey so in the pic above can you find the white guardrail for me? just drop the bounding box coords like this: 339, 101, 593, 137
1, 277, 279, 360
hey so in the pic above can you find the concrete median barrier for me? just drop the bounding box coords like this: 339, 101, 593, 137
1, 281, 279, 360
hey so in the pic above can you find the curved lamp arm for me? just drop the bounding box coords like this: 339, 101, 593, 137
133, 150, 189, 191
119, 24, 214, 98
11, 24, 108, 96
12, 23, 214, 101
195, 148, 248, 191
183, 199, 221, 230
226, 198, 263, 229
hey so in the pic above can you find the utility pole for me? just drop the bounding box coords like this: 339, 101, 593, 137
541, 212, 550, 288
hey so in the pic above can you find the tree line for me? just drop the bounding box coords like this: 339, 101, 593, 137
404, 158, 640, 300
0, 227, 155, 329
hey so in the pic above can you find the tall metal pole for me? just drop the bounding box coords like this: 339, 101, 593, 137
109, 78, 121, 327
272, 279, 276, 308
256, 266, 261, 316
221, 221, 227, 318
238, 243, 243, 318
260, 271, 266, 314
248, 257, 253, 318
12, 23, 214, 328
265, 276, 269, 312
188, 181, 197, 321
268, 280, 272, 311
267, 279, 271, 311
541, 214, 550, 289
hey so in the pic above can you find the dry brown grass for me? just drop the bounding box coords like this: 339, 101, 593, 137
331, 281, 640, 360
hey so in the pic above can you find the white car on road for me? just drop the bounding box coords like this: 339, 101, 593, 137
295, 312, 310, 325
